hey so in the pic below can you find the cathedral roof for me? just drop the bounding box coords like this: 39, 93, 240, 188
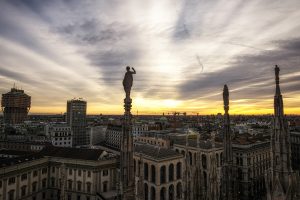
135, 144, 182, 160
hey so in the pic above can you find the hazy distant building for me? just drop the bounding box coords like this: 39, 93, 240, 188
45, 123, 73, 147
66, 99, 87, 146
1, 87, 31, 125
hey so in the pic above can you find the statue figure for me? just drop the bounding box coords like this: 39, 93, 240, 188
123, 66, 136, 99
223, 84, 229, 108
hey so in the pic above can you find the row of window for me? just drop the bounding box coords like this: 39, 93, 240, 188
5, 168, 47, 186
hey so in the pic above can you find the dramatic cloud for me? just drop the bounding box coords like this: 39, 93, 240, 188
0, 0, 299, 114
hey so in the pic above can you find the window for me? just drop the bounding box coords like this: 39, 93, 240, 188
87, 171, 91, 177
78, 170, 82, 176
42, 178, 47, 188
69, 169, 72, 175
77, 181, 82, 191
102, 170, 108, 176
103, 181, 108, 192
21, 173, 27, 181
51, 177, 55, 187
8, 177, 15, 185
43, 192, 46, 199
21, 186, 27, 197
68, 180, 73, 190
8, 190, 15, 200
77, 195, 81, 200
86, 197, 90, 200
0, 180, 2, 188
42, 168, 47, 174
52, 167, 55, 173
33, 170, 38, 177
68, 194, 72, 200
86, 182, 91, 193
32, 182, 37, 192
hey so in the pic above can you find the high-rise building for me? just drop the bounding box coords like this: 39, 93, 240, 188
1, 87, 31, 125
66, 99, 87, 146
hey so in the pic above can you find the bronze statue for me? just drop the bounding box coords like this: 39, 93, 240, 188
123, 66, 136, 99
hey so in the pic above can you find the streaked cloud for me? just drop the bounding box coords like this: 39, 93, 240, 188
0, 0, 299, 114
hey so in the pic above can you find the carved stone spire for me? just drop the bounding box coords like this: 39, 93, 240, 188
221, 84, 234, 200
265, 65, 300, 200
120, 67, 135, 200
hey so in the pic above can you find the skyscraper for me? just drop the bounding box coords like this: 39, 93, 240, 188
66, 98, 87, 146
1, 87, 31, 125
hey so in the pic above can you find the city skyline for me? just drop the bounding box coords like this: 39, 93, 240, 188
0, 0, 300, 115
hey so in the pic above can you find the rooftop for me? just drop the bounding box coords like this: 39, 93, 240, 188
135, 144, 182, 160
40, 146, 105, 161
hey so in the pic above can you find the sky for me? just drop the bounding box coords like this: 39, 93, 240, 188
0, 0, 300, 115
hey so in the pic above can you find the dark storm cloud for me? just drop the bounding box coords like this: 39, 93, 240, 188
178, 38, 300, 100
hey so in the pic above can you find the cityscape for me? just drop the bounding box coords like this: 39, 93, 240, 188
0, 1, 300, 200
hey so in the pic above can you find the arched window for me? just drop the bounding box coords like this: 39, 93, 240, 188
160, 166, 166, 184
169, 184, 174, 200
21, 186, 27, 197
144, 163, 149, 180
202, 154, 207, 169
176, 182, 182, 198
151, 165, 156, 183
160, 187, 166, 200
144, 183, 148, 200
150, 187, 156, 200
169, 164, 174, 181
176, 162, 181, 179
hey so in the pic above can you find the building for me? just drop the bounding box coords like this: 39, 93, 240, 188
1, 87, 31, 125
0, 146, 118, 200
132, 123, 148, 137
104, 124, 122, 149
45, 123, 73, 147
0, 141, 51, 152
232, 139, 270, 199
89, 125, 107, 146
291, 131, 300, 171
134, 144, 185, 200
66, 99, 87, 146
134, 136, 171, 149
173, 134, 223, 200
265, 65, 300, 199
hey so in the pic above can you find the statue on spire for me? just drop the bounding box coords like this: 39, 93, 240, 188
123, 66, 136, 99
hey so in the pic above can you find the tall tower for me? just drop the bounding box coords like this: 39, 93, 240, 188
120, 66, 136, 200
66, 99, 87, 146
1, 87, 31, 125
221, 84, 235, 200
265, 65, 300, 200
